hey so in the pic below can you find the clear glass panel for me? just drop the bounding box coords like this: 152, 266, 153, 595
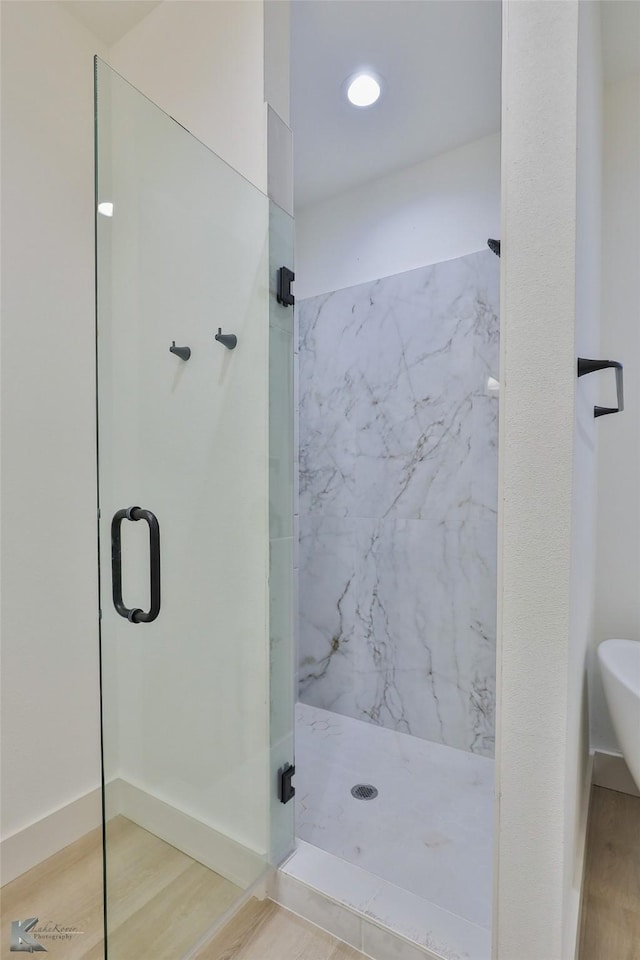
268, 201, 296, 866
95, 58, 278, 959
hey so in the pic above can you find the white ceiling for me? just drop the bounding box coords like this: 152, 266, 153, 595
58, 0, 638, 208
291, 0, 640, 211
60, 1, 160, 46
291, 0, 503, 209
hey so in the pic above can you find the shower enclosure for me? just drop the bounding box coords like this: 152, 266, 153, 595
289, 251, 499, 953
95, 59, 294, 959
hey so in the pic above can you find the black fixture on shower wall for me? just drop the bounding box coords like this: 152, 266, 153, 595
215, 328, 237, 350
487, 238, 501, 257
170, 341, 191, 361
577, 357, 624, 417
279, 762, 296, 804
277, 266, 295, 307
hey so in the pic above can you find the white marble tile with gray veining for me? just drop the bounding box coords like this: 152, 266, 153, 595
297, 251, 499, 756
298, 251, 499, 525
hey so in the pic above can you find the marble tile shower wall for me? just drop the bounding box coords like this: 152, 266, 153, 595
297, 251, 499, 756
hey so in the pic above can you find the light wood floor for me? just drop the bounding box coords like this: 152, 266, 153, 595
1, 816, 240, 960
10, 789, 639, 960
195, 899, 364, 960
579, 786, 640, 960
0, 821, 367, 960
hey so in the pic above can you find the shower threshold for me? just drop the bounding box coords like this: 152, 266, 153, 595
273, 841, 490, 960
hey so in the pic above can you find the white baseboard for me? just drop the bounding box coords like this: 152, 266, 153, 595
592, 750, 640, 798
0, 787, 102, 886
108, 778, 266, 890
1, 778, 268, 894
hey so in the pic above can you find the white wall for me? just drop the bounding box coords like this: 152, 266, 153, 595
295, 132, 500, 300
0, 1, 105, 859
1, 0, 276, 882
96, 61, 271, 860
564, 2, 602, 953
494, 2, 586, 958
264, 0, 291, 127
108, 0, 268, 193
104, 0, 272, 853
591, 72, 640, 754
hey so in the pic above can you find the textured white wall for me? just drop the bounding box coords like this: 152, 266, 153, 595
494, 2, 588, 959
0, 0, 105, 846
564, 2, 602, 953
591, 72, 640, 754
295, 132, 500, 300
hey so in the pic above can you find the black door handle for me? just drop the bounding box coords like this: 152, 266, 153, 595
577, 358, 624, 417
111, 507, 161, 623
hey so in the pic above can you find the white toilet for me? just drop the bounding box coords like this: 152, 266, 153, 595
598, 638, 640, 790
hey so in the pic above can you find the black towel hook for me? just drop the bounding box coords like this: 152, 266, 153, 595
215, 328, 237, 350
170, 341, 191, 361
577, 358, 624, 417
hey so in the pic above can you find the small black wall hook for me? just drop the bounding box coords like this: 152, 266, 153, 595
215, 328, 237, 350
170, 341, 191, 361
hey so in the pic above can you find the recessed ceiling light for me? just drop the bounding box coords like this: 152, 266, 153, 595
346, 73, 382, 107
98, 201, 114, 217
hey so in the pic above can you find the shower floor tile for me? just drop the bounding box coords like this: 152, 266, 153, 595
295, 703, 494, 932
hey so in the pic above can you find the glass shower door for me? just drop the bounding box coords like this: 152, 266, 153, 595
95, 59, 289, 959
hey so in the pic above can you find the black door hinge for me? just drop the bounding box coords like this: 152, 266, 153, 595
277, 266, 295, 307
279, 762, 295, 804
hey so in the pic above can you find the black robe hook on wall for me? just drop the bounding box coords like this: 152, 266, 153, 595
170, 341, 191, 361
215, 328, 237, 350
